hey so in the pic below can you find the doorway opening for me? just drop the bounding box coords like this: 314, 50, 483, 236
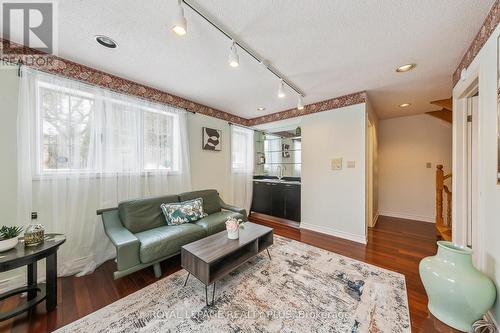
454, 79, 480, 265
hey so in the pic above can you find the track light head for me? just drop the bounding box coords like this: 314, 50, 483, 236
278, 80, 286, 98
228, 42, 239, 68
172, 2, 187, 36
297, 96, 304, 110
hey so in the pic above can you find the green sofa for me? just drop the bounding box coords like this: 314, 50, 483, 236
97, 189, 247, 279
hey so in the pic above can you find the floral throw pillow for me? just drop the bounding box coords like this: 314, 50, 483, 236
161, 198, 207, 226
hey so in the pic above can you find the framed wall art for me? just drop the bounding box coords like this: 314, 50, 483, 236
202, 127, 222, 151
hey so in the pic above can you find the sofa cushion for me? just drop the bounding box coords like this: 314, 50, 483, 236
118, 195, 179, 233
135, 224, 205, 264
178, 189, 221, 215
161, 198, 207, 226
194, 211, 247, 236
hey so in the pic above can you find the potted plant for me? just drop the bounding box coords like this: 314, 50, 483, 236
225, 217, 245, 239
0, 226, 23, 252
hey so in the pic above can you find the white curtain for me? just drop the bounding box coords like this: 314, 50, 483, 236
230, 125, 254, 215
17, 67, 191, 278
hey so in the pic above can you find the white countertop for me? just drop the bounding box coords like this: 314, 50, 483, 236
253, 179, 301, 185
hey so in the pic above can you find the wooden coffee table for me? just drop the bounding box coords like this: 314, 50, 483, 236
181, 222, 273, 306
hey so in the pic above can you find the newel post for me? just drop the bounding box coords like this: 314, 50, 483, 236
436, 165, 444, 226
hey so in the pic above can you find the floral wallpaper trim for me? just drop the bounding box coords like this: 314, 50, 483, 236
1, 38, 367, 127
452, 0, 500, 86
0, 38, 248, 126
247, 91, 367, 126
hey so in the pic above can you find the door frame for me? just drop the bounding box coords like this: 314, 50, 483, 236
365, 117, 376, 233
453, 74, 483, 265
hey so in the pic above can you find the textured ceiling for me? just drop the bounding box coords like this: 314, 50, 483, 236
17, 0, 496, 119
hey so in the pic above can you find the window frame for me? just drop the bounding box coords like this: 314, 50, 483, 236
34, 80, 182, 177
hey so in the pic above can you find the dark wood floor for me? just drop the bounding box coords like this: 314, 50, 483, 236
0, 215, 459, 333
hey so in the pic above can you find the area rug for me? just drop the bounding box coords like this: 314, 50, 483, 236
56, 236, 410, 333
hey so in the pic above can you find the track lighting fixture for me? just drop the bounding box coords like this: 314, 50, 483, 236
175, 0, 306, 104
297, 96, 304, 110
228, 42, 239, 68
278, 80, 286, 98
172, 0, 187, 36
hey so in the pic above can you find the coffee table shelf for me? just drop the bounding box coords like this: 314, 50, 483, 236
181, 222, 273, 305
209, 241, 258, 283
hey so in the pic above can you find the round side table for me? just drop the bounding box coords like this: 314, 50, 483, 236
0, 233, 65, 321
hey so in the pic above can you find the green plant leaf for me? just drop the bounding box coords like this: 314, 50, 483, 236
0, 226, 23, 240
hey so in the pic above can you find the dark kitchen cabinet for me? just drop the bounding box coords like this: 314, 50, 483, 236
283, 184, 301, 222
251, 181, 272, 215
251, 181, 301, 222
271, 184, 285, 218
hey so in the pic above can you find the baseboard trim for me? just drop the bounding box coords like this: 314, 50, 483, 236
378, 211, 434, 223
300, 223, 367, 244
372, 213, 379, 227
0, 274, 26, 294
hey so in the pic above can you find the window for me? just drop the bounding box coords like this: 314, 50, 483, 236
143, 110, 176, 171
36, 81, 181, 175
231, 126, 254, 173
40, 85, 94, 172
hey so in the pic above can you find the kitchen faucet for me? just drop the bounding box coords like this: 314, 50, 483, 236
276, 165, 286, 180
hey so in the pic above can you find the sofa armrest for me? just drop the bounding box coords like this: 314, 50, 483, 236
219, 198, 248, 218
100, 209, 140, 272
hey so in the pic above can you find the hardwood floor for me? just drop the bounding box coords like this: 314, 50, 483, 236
0, 215, 459, 333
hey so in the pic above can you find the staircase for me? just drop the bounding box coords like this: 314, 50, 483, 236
435, 164, 452, 241
426, 98, 452, 123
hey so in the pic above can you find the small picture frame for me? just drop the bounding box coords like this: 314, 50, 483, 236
202, 127, 222, 151
282, 143, 290, 158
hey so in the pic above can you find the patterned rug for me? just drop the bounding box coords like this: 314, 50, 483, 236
56, 236, 410, 333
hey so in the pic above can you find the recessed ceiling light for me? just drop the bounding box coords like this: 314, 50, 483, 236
399, 103, 412, 108
396, 64, 416, 73
95, 35, 117, 48
257, 107, 266, 111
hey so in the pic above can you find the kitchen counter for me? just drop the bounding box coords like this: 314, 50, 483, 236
252, 178, 301, 185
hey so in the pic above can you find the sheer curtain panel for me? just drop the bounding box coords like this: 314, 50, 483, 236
230, 125, 254, 214
16, 67, 192, 279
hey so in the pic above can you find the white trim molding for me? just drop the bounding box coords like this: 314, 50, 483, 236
372, 213, 380, 227
300, 223, 367, 244
378, 211, 434, 223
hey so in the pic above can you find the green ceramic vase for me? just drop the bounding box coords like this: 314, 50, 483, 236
419, 241, 496, 332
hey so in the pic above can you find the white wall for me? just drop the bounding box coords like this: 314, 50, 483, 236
378, 114, 452, 222
301, 104, 367, 244
452, 24, 500, 323
186, 113, 232, 202
0, 65, 24, 290
0, 64, 19, 224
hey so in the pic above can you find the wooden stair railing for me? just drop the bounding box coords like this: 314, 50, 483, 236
436, 165, 452, 241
